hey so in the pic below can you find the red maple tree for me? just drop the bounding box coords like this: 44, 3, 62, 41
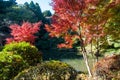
45, 0, 120, 77
6, 22, 41, 44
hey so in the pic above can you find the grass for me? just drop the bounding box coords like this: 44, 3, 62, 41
60, 56, 94, 73
61, 58, 87, 72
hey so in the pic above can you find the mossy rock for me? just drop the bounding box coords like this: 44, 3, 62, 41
14, 60, 77, 80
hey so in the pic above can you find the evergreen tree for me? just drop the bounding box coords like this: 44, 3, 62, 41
43, 10, 52, 17
0, 0, 16, 14
24, 1, 45, 22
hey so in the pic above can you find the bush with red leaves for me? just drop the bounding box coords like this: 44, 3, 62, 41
6, 22, 41, 44
93, 54, 120, 80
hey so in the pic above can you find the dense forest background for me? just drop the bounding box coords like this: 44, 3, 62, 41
0, 0, 78, 60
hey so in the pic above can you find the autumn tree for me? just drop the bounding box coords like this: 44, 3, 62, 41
45, 0, 120, 77
6, 22, 41, 44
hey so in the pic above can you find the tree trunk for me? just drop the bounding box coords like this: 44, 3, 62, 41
78, 25, 92, 77
81, 47, 92, 77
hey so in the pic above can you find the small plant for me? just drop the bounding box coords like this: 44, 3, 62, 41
14, 60, 77, 80
3, 41, 42, 65
0, 52, 29, 80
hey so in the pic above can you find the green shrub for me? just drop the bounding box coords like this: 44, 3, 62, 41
0, 52, 29, 80
14, 60, 77, 80
3, 41, 42, 65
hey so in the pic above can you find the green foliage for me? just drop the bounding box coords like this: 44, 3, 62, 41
42, 10, 52, 24
0, 51, 28, 80
5, 5, 38, 23
24, 1, 45, 22
14, 60, 77, 80
105, 4, 120, 39
0, 46, 3, 51
0, 1, 46, 24
0, 41, 42, 79
102, 40, 120, 55
3, 41, 42, 65
43, 10, 52, 17
0, 0, 16, 14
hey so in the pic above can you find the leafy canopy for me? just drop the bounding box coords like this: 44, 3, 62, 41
46, 0, 120, 48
